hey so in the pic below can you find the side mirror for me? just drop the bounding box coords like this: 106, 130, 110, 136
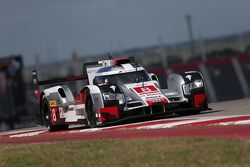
149, 73, 160, 87
149, 73, 159, 82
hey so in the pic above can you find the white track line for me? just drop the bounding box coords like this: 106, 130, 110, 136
9, 130, 46, 138
218, 120, 250, 126
3, 115, 250, 137
137, 115, 250, 130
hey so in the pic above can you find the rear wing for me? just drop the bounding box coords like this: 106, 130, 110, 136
32, 70, 87, 100
32, 57, 135, 99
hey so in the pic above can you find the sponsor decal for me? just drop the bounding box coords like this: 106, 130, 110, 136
49, 100, 57, 107
50, 107, 58, 123
133, 85, 157, 94
133, 85, 169, 105
59, 107, 65, 119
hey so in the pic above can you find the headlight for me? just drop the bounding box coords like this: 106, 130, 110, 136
126, 96, 133, 102
191, 80, 203, 89
182, 84, 191, 95
116, 94, 125, 104
103, 92, 116, 100
182, 80, 204, 95
102, 92, 125, 104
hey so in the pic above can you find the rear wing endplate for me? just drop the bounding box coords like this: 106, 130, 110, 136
32, 70, 87, 100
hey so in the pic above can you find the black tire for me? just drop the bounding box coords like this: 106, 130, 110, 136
85, 90, 98, 128
41, 96, 69, 132
41, 96, 51, 127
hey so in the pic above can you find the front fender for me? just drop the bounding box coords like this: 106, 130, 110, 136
167, 73, 186, 101
84, 85, 104, 109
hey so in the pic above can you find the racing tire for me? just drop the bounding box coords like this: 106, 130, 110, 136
85, 89, 98, 128
41, 96, 69, 132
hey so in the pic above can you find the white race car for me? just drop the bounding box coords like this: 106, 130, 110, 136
33, 57, 208, 131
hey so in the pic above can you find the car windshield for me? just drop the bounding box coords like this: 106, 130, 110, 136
94, 70, 151, 85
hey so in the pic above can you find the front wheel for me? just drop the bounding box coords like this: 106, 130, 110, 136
85, 90, 98, 128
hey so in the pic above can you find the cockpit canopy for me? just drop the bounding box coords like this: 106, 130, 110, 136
93, 63, 151, 85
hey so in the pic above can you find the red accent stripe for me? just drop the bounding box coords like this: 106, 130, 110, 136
99, 106, 119, 121
80, 89, 86, 104
2, 116, 250, 142
112, 58, 130, 65
64, 75, 86, 81
2, 125, 250, 145
194, 94, 206, 108
146, 98, 169, 106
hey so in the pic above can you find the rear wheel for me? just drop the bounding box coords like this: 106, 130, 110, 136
85, 90, 98, 128
41, 96, 69, 132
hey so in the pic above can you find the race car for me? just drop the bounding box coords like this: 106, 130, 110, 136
32, 57, 208, 131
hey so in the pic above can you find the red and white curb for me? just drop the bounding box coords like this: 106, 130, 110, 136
1, 115, 250, 138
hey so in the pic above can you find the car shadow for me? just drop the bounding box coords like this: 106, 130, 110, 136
67, 108, 225, 131
102, 108, 226, 127
198, 109, 225, 115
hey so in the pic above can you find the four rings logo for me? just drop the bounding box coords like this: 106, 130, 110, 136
133, 85, 157, 94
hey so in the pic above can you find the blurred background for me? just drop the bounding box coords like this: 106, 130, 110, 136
1, 0, 250, 131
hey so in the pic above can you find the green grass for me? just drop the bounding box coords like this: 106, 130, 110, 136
0, 138, 250, 167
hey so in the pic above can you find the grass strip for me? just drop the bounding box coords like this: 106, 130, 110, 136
0, 137, 249, 167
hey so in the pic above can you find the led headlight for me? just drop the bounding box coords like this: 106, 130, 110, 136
190, 80, 203, 89
116, 93, 125, 104
182, 84, 191, 95
103, 92, 116, 100
182, 80, 204, 95
102, 92, 125, 104
126, 96, 133, 102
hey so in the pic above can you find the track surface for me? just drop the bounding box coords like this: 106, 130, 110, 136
1, 98, 250, 145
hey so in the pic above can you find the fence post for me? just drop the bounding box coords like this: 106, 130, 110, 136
232, 58, 249, 98
199, 63, 217, 102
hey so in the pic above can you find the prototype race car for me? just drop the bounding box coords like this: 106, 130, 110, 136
32, 57, 208, 131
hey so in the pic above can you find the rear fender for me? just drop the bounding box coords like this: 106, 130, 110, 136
40, 85, 75, 124
43, 85, 74, 105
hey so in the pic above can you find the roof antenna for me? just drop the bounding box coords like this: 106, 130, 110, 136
108, 40, 113, 60
108, 52, 113, 60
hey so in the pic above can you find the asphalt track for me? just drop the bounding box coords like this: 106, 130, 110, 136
1, 98, 250, 145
